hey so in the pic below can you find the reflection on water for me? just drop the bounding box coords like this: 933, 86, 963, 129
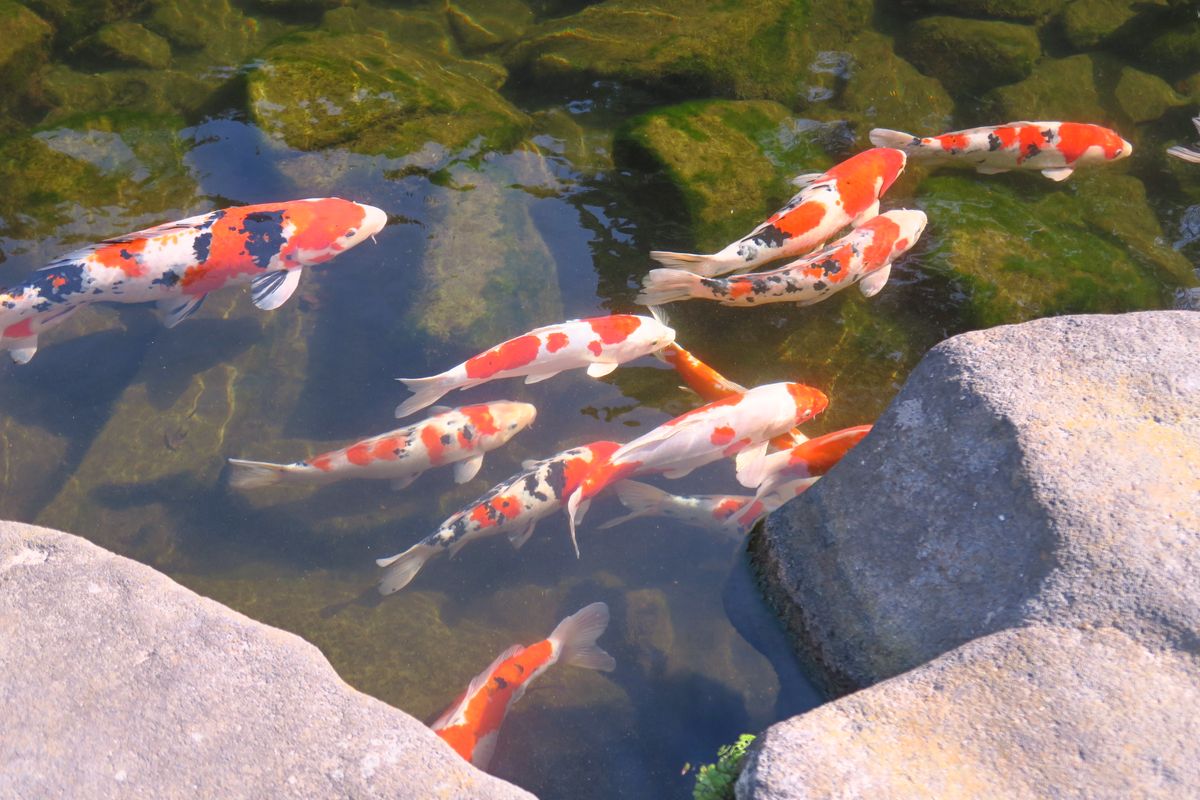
1, 0, 1198, 797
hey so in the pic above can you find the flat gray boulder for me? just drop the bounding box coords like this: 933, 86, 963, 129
751, 311, 1200, 694
0, 521, 534, 800
737, 624, 1200, 800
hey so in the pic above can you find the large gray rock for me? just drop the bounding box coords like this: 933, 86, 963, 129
750, 311, 1200, 694
0, 521, 534, 800
737, 624, 1200, 799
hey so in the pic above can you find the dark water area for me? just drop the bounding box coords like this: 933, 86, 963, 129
1, 0, 1198, 797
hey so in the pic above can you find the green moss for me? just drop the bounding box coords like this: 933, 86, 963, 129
0, 0, 52, 122
1113, 66, 1186, 124
836, 31, 955, 136
147, 0, 283, 66
39, 64, 217, 121
693, 734, 756, 800
915, 173, 1187, 328
899, 0, 1066, 22
900, 17, 1040, 97
617, 99, 833, 251
1061, 0, 1141, 49
985, 55, 1107, 122
447, 0, 534, 52
1143, 20, 1200, 80
247, 30, 528, 157
82, 21, 172, 69
24, 0, 147, 43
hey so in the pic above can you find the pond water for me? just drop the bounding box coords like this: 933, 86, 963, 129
1, 0, 1198, 797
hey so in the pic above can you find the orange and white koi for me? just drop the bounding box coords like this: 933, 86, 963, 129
638, 210, 927, 307
731, 424, 872, 532
565, 382, 829, 537
395, 314, 676, 419
596, 480, 753, 536
648, 148, 907, 277
376, 441, 620, 593
656, 342, 805, 449
0, 198, 386, 364
226, 401, 536, 491
869, 122, 1132, 182
432, 602, 616, 770
1167, 116, 1200, 164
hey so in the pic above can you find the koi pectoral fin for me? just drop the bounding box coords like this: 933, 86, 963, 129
975, 166, 1010, 175
524, 370, 562, 385
453, 454, 484, 484
1040, 167, 1074, 182
858, 263, 893, 298
507, 521, 537, 549
251, 268, 302, 311
157, 294, 206, 328
851, 200, 880, 228
586, 361, 619, 379
6, 337, 38, 364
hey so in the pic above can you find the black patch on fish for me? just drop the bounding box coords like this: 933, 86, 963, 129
492, 676, 509, 690
987, 133, 1003, 151
1042, 128, 1054, 142
193, 230, 214, 264
523, 472, 549, 502
813, 280, 827, 291
440, 433, 452, 446
1025, 143, 1041, 159
544, 458, 569, 499
152, 270, 181, 287
239, 210, 287, 270
911, 136, 922, 147
819, 258, 842, 276
33, 301, 50, 312
27, 262, 86, 304
460, 425, 474, 442
749, 223, 789, 249
701, 278, 729, 297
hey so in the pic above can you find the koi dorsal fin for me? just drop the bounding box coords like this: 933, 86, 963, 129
37, 210, 220, 271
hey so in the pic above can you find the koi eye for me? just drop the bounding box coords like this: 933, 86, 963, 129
345, 228, 357, 238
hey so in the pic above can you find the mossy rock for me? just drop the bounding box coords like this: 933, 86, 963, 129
836, 31, 955, 137
615, 99, 833, 252
147, 0, 285, 66
247, 30, 529, 157
900, 17, 1040, 97
80, 21, 172, 69
447, 0, 535, 52
403, 152, 564, 351
985, 54, 1109, 122
1141, 19, 1200, 80
1113, 66, 1187, 124
322, 5, 454, 53
528, 107, 616, 176
915, 173, 1189, 329
39, 64, 218, 123
503, 0, 830, 104
0, 0, 53, 123
897, 0, 1067, 22
1060, 0, 1144, 49
24, 0, 148, 42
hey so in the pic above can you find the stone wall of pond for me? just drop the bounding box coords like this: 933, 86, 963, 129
742, 311, 1200, 799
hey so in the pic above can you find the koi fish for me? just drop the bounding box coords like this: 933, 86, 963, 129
432, 601, 616, 770
648, 148, 907, 277
638, 210, 927, 307
376, 441, 620, 593
0, 197, 387, 364
1167, 116, 1200, 164
656, 342, 805, 449
731, 424, 872, 532
566, 382, 829, 538
226, 401, 536, 491
596, 480, 753, 536
869, 122, 1132, 182
395, 314, 676, 419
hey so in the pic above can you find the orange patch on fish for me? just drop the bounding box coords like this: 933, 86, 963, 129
93, 236, 148, 277
372, 436, 402, 461
787, 425, 871, 475
938, 134, 970, 152
861, 216, 901, 266
826, 148, 906, 215
710, 426, 736, 446
279, 198, 364, 261
309, 454, 335, 471
465, 335, 542, 379
587, 340, 603, 356
728, 281, 754, 299
461, 405, 500, 436
786, 384, 829, 420
587, 315, 641, 345
545, 331, 570, 352
1016, 125, 1048, 164
3, 318, 34, 339
663, 392, 744, 426
1055, 123, 1120, 164
421, 424, 447, 464
773, 201, 825, 237
345, 441, 373, 466
994, 126, 1018, 149
713, 498, 745, 521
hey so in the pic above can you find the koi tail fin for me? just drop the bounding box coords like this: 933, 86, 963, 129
226, 458, 300, 490
648, 250, 740, 278
636, 269, 707, 306
1167, 145, 1200, 164
868, 128, 921, 152
549, 602, 616, 672
395, 374, 457, 419
596, 481, 668, 529
376, 542, 440, 595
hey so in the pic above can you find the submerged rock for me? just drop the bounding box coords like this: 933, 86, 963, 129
1113, 65, 1188, 124
751, 311, 1200, 693
915, 172, 1191, 328
1060, 0, 1142, 49
247, 30, 528, 157
80, 21, 173, 69
615, 99, 834, 252
0, 521, 534, 799
985, 54, 1108, 122
0, 0, 53, 124
897, 0, 1067, 22
446, 0, 534, 52
147, 0, 282, 66
39, 64, 219, 120
738, 625, 1200, 799
834, 31, 955, 138
899, 17, 1040, 97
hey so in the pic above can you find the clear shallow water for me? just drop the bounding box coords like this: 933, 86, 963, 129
2, 1, 1198, 798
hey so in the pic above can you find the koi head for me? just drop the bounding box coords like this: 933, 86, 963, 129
874, 148, 908, 196
785, 383, 829, 425
494, 401, 538, 434
280, 198, 387, 266
884, 209, 928, 256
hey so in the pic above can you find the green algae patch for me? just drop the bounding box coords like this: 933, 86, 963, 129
985, 55, 1109, 122
0, 0, 53, 125
39, 64, 219, 121
147, 0, 281, 65
81, 21, 172, 69
899, 17, 1040, 97
1060, 0, 1145, 49
447, 0, 534, 52
899, 0, 1066, 22
247, 30, 529, 157
1112, 66, 1187, 124
836, 31, 955, 138
25, 0, 147, 43
916, 174, 1186, 329
503, 0, 825, 104
403, 152, 564, 352
616, 100, 833, 252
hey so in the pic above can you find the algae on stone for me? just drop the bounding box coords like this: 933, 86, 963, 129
898, 0, 1067, 22
899, 17, 1040, 97
447, 0, 535, 52
616, 99, 833, 252
835, 31, 955, 138
81, 21, 172, 69
985, 54, 1109, 122
247, 30, 529, 157
39, 64, 218, 121
0, 0, 53, 125
1060, 0, 1145, 49
1113, 66, 1187, 124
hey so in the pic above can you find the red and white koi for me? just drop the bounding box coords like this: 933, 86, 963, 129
376, 441, 620, 593
731, 424, 872, 532
0, 198, 386, 364
1167, 116, 1200, 164
648, 148, 907, 277
565, 382, 829, 537
869, 122, 1132, 182
596, 480, 753, 537
432, 602, 616, 770
395, 314, 676, 419
639, 210, 927, 308
226, 401, 536, 491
